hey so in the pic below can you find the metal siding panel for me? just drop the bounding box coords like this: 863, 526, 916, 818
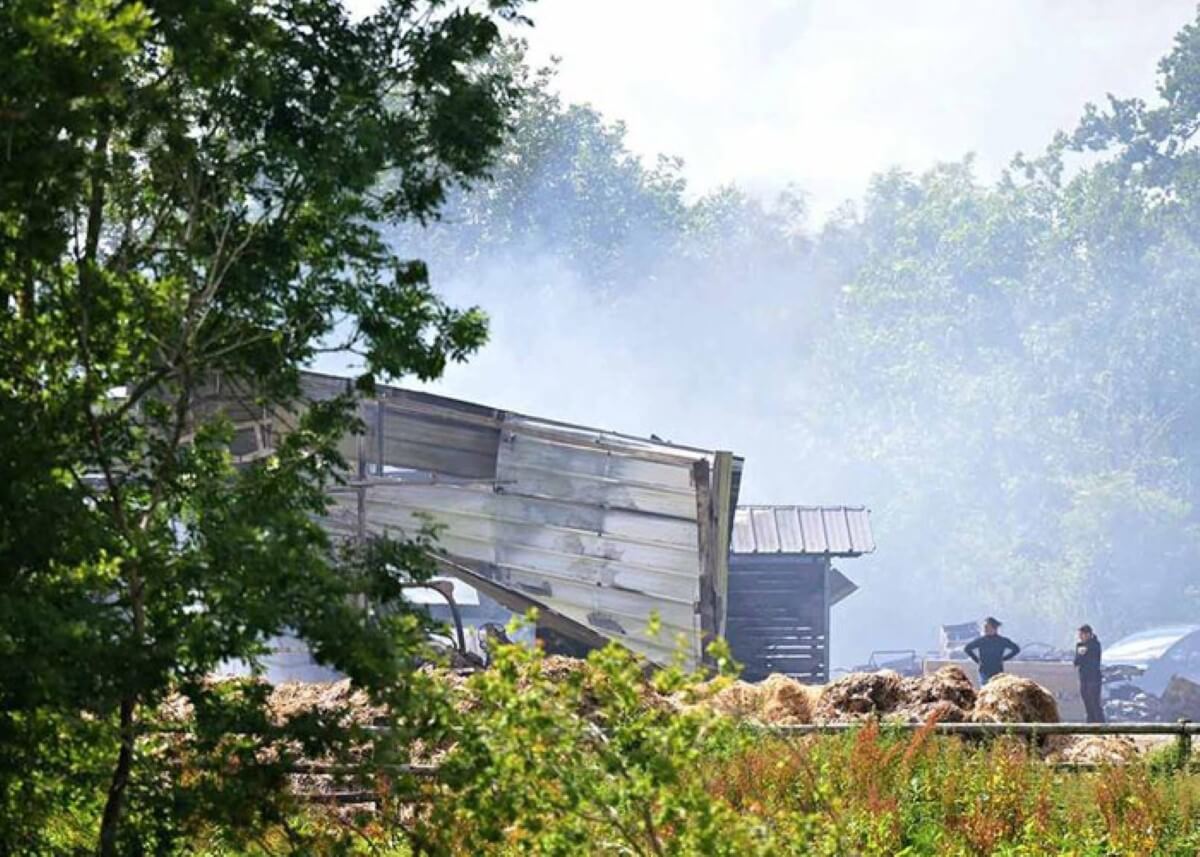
365, 503, 700, 576
731, 508, 755, 553
501, 431, 698, 492
845, 508, 875, 553
774, 507, 806, 553
289, 373, 739, 670
750, 508, 779, 553
823, 508, 852, 554
828, 568, 859, 605
499, 462, 698, 520
797, 507, 828, 553
731, 506, 874, 556
362, 485, 702, 550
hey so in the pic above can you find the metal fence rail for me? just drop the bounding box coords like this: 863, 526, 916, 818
288, 720, 1198, 804
770, 721, 1198, 737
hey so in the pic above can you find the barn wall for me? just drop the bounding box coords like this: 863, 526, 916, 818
202, 372, 739, 669
725, 554, 831, 682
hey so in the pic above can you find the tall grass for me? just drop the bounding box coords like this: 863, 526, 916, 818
706, 722, 1200, 855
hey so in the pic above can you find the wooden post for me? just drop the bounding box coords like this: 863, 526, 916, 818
1178, 719, 1192, 764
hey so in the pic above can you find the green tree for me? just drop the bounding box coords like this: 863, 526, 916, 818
0, 0, 524, 852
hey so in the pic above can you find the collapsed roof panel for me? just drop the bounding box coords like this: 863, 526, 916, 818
289, 372, 741, 669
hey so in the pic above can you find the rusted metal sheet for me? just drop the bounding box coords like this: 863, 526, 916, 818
731, 506, 874, 556
221, 372, 741, 669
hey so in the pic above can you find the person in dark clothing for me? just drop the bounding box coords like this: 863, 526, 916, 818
1074, 624, 1105, 723
964, 617, 1021, 684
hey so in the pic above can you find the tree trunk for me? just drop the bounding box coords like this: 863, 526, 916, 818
97, 697, 136, 857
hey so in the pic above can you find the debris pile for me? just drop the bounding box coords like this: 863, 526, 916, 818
814, 670, 903, 721
269, 679, 386, 725
759, 673, 819, 725
704, 681, 764, 719
689, 674, 819, 724
1044, 735, 1139, 766
970, 674, 1059, 724
1103, 683, 1162, 722
1160, 675, 1200, 721
891, 666, 977, 723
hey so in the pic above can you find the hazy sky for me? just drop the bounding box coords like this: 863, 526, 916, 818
516, 0, 1196, 219
331, 1, 1200, 663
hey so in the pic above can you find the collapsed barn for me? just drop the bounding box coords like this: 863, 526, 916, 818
202, 371, 872, 679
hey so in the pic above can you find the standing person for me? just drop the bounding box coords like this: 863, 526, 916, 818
964, 617, 1021, 684
1075, 624, 1105, 723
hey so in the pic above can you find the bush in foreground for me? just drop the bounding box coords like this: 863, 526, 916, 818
161, 639, 1200, 856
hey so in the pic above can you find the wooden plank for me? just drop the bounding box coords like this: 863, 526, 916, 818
710, 451, 734, 637
692, 458, 718, 647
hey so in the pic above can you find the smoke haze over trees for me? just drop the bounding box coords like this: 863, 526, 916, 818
352, 19, 1200, 665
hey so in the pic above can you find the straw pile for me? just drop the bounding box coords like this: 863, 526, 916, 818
888, 666, 977, 723
1044, 735, 1139, 765
706, 681, 765, 718
970, 674, 1059, 724
759, 673, 819, 725
269, 679, 386, 725
814, 670, 904, 722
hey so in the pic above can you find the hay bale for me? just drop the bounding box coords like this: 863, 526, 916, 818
970, 674, 1058, 723
707, 681, 764, 718
889, 699, 970, 725
1044, 735, 1139, 766
900, 666, 977, 710
815, 670, 903, 722
538, 654, 592, 683
759, 673, 816, 725
268, 679, 385, 724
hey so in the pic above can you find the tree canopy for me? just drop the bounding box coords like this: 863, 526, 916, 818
0, 1, 524, 852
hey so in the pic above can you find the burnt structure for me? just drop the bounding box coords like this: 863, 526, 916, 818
727, 506, 874, 683
199, 371, 742, 670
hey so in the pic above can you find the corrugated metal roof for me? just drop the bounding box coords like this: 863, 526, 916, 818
731, 506, 875, 556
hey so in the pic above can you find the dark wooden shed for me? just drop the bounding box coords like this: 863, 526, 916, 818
726, 506, 874, 683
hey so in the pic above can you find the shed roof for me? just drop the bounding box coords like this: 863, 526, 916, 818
732, 506, 875, 556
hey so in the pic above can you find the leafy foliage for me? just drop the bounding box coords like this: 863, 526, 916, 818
0, 1, 524, 853
80, 641, 1200, 856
